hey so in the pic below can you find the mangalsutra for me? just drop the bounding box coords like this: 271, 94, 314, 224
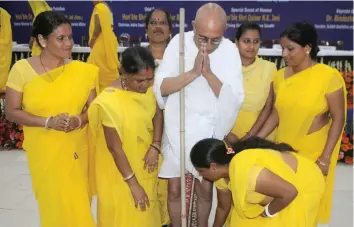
40, 54, 65, 81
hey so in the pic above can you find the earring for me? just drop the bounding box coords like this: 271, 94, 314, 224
306, 51, 310, 54
169, 33, 172, 39
145, 33, 148, 40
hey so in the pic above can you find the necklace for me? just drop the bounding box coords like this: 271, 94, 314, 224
39, 54, 65, 81
121, 77, 128, 90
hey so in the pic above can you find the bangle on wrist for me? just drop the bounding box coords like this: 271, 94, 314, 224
264, 203, 278, 218
317, 158, 329, 166
44, 116, 52, 129
74, 116, 82, 129
150, 143, 161, 153
123, 172, 135, 182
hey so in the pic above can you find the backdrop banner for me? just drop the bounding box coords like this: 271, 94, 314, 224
1, 1, 353, 49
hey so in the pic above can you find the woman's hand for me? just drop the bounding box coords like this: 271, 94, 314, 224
129, 180, 150, 211
143, 144, 159, 173
65, 116, 82, 133
316, 157, 330, 176
89, 38, 96, 49
224, 132, 239, 146
47, 113, 70, 131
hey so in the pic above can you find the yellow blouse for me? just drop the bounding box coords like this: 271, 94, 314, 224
231, 57, 277, 139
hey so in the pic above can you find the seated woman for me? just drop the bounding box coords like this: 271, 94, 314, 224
190, 137, 325, 227
88, 46, 163, 227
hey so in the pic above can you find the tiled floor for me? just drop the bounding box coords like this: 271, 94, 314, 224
0, 149, 353, 227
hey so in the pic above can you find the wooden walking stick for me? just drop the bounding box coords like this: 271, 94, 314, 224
179, 7, 187, 227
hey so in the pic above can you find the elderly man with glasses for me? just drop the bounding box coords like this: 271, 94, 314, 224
153, 3, 244, 226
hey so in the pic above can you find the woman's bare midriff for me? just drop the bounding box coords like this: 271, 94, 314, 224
307, 112, 330, 135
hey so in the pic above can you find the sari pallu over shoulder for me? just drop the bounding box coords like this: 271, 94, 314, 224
89, 87, 156, 175
274, 64, 347, 147
273, 64, 347, 223
21, 60, 98, 196
88, 87, 161, 227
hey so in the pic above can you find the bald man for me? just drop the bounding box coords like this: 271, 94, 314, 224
153, 3, 244, 226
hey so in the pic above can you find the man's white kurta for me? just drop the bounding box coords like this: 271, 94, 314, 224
153, 31, 244, 177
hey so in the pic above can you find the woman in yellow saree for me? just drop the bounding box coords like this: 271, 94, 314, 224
88, 46, 163, 227
0, 7, 12, 93
5, 12, 97, 227
145, 8, 172, 226
191, 137, 325, 227
87, 0, 120, 92
258, 22, 346, 226
226, 22, 276, 145
28, 0, 51, 56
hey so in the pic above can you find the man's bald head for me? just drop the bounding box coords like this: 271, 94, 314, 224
194, 3, 227, 30
193, 3, 227, 53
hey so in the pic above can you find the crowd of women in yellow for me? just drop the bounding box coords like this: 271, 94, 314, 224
258, 21, 347, 225
0, 7, 12, 93
27, 0, 51, 56
88, 46, 163, 227
1, 2, 347, 226
87, 0, 120, 91
226, 22, 277, 145
191, 137, 325, 227
5, 11, 97, 227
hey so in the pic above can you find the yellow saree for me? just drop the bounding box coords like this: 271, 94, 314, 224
28, 0, 51, 56
6, 59, 98, 227
273, 64, 347, 223
88, 87, 161, 227
87, 3, 120, 91
228, 149, 324, 227
232, 57, 277, 140
0, 8, 12, 92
